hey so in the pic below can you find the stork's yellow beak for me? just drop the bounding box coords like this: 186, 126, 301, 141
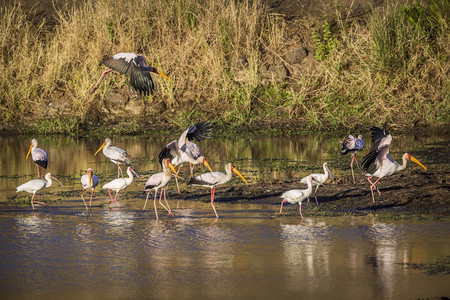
158, 71, 173, 82
232, 167, 247, 184
94, 142, 106, 156
410, 155, 427, 171
26, 144, 32, 160
203, 159, 213, 173
168, 162, 179, 178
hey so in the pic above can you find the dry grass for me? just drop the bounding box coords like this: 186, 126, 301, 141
0, 0, 448, 132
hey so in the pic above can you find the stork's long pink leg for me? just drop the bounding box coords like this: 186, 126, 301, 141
36, 164, 40, 178
175, 165, 182, 194
81, 188, 88, 211
31, 193, 36, 210
113, 191, 120, 207
158, 188, 174, 217
298, 203, 304, 219
367, 177, 382, 204
117, 162, 122, 178
107, 189, 114, 204
89, 68, 113, 94
143, 191, 151, 211
89, 190, 94, 209
314, 185, 319, 205
153, 190, 159, 220
279, 200, 287, 214
350, 155, 356, 184
211, 187, 219, 218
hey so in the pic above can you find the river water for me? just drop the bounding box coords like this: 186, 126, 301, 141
0, 133, 449, 299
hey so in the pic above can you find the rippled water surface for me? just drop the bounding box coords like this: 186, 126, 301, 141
0, 134, 449, 299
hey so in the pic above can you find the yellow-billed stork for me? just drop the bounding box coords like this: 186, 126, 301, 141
89, 52, 172, 96
143, 158, 179, 220
361, 126, 427, 204
187, 163, 247, 218
159, 121, 213, 193
341, 134, 365, 184
95, 137, 131, 178
26, 138, 48, 178
81, 168, 100, 211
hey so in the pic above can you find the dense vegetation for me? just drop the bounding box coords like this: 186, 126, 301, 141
0, 0, 448, 134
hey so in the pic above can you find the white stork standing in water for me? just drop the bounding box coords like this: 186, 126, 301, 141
300, 162, 334, 205
16, 173, 62, 210
159, 121, 213, 193
361, 126, 427, 204
95, 137, 132, 178
143, 158, 179, 220
341, 134, 365, 184
279, 176, 315, 219
89, 52, 172, 96
187, 163, 247, 219
81, 168, 100, 211
102, 166, 139, 208
26, 139, 48, 178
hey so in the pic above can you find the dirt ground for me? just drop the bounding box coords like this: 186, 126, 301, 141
178, 169, 450, 218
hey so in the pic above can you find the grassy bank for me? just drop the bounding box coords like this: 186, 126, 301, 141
0, 0, 448, 134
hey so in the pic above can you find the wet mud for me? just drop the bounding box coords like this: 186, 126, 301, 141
179, 169, 450, 218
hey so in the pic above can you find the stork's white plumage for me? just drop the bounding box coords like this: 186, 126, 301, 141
300, 162, 334, 205
187, 163, 247, 218
341, 134, 365, 184
16, 173, 59, 209
89, 52, 172, 95
143, 158, 179, 219
159, 121, 213, 193
361, 126, 427, 204
95, 138, 131, 178
26, 138, 48, 178
279, 176, 314, 219
102, 166, 139, 208
81, 168, 100, 211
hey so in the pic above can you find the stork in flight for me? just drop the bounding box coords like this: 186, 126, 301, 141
188, 163, 247, 218
361, 126, 427, 204
89, 52, 172, 96
341, 134, 365, 184
26, 138, 48, 178
159, 121, 213, 193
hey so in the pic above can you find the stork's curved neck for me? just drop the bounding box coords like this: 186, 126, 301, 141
45, 175, 53, 188
398, 153, 409, 172
306, 178, 313, 191
322, 164, 330, 179
125, 169, 134, 184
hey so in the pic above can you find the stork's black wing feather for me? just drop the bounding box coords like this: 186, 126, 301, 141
127, 60, 154, 95
186, 121, 213, 142
362, 126, 391, 173
102, 56, 131, 74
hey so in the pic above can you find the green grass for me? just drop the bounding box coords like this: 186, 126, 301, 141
0, 0, 448, 134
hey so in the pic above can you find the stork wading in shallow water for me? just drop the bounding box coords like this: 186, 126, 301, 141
89, 52, 172, 96
300, 162, 334, 205
280, 176, 315, 219
16, 173, 62, 210
81, 168, 100, 211
341, 134, 365, 184
143, 158, 179, 220
187, 163, 247, 219
95, 138, 132, 178
159, 121, 213, 193
102, 166, 139, 208
26, 139, 48, 178
361, 126, 427, 204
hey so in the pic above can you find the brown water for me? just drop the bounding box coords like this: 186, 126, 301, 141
0, 134, 449, 299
